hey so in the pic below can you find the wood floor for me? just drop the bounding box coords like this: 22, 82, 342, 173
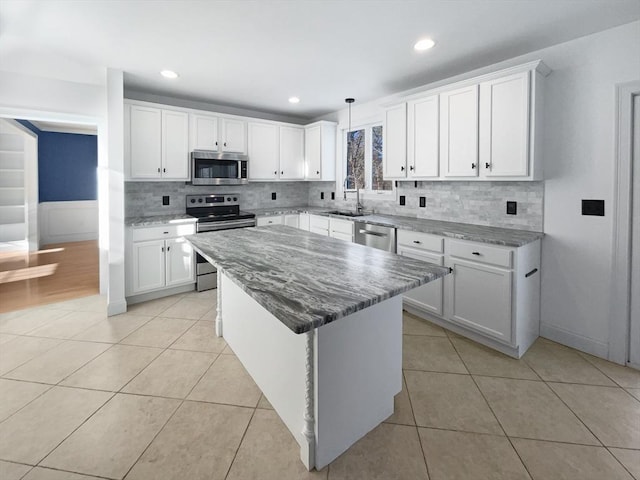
0, 240, 99, 313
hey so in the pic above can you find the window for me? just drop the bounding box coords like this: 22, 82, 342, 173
345, 124, 392, 193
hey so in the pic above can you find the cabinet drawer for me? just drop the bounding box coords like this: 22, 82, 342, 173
447, 239, 513, 268
330, 218, 354, 236
257, 215, 283, 226
309, 215, 329, 231
397, 230, 444, 253
132, 223, 196, 242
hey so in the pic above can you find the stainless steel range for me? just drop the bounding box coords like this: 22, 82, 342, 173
186, 194, 256, 291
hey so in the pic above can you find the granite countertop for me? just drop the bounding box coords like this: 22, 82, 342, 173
185, 225, 450, 334
126, 214, 198, 227
248, 207, 543, 247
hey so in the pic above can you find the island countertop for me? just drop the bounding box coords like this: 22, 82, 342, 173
185, 225, 450, 334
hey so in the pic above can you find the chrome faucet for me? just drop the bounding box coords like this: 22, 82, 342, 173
344, 175, 364, 214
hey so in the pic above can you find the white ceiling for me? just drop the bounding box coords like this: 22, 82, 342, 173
1, 0, 639, 120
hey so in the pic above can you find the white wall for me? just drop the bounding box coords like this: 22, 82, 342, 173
39, 201, 98, 245
317, 21, 640, 359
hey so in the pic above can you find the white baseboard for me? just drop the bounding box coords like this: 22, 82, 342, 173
540, 322, 609, 359
107, 299, 127, 316
39, 200, 98, 245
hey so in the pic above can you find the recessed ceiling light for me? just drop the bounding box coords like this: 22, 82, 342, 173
160, 70, 179, 79
288, 96, 300, 104
414, 38, 436, 51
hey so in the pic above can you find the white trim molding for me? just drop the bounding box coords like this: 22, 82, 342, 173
609, 80, 640, 365
39, 200, 98, 245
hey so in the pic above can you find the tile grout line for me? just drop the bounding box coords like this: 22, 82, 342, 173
604, 446, 640, 479
223, 407, 258, 480
401, 368, 432, 480
448, 338, 535, 480
119, 352, 221, 480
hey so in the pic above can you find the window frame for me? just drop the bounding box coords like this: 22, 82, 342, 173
342, 121, 394, 199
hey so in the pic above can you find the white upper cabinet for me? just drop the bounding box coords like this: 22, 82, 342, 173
127, 104, 188, 180
479, 71, 530, 177
305, 121, 336, 181
279, 126, 305, 180
221, 118, 247, 153
190, 114, 218, 150
129, 105, 162, 179
248, 122, 279, 180
161, 110, 189, 179
440, 84, 479, 178
407, 95, 439, 178
190, 114, 246, 153
383, 103, 407, 179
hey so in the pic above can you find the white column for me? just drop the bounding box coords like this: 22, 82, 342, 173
300, 329, 315, 470
216, 269, 223, 337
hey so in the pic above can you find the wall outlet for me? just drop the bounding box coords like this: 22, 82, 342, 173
331, 192, 335, 200
419, 197, 426, 208
582, 199, 604, 216
320, 192, 324, 200
399, 195, 406, 206
162, 195, 169, 206
506, 201, 517, 215
271, 192, 276, 200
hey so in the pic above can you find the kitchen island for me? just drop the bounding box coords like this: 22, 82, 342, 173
185, 225, 449, 470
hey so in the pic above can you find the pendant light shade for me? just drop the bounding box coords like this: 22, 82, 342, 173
345, 98, 355, 132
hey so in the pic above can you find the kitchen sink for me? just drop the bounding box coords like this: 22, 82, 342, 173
327, 210, 366, 217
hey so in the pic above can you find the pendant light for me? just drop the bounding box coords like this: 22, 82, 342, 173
345, 98, 355, 192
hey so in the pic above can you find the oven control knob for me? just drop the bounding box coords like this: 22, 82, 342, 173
233, 197, 238, 201
198, 198, 203, 203
190, 199, 196, 203
227, 197, 231, 201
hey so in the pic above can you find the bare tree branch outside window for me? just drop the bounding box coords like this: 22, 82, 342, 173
346, 129, 365, 189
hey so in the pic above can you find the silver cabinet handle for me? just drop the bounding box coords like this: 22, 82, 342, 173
359, 229, 387, 237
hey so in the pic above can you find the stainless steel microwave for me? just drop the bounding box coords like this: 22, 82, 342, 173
191, 150, 249, 185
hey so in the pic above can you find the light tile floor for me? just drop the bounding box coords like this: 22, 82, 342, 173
0, 293, 639, 479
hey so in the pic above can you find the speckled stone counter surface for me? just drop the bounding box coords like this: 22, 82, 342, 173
349, 214, 543, 247
126, 214, 198, 227
248, 207, 543, 247
185, 225, 450, 334
250, 206, 331, 216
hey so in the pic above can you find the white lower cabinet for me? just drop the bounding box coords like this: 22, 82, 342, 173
446, 257, 512, 342
284, 214, 299, 228
299, 213, 310, 231
126, 223, 196, 297
329, 218, 354, 242
309, 215, 330, 236
401, 229, 541, 358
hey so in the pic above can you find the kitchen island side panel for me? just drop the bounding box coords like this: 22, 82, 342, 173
220, 273, 403, 470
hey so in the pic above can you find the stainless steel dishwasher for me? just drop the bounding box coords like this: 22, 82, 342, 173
354, 222, 396, 253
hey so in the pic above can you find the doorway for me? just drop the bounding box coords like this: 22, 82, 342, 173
0, 117, 100, 313
611, 81, 640, 368
630, 92, 640, 366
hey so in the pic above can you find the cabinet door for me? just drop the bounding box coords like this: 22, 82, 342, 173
279, 126, 305, 179
190, 114, 218, 151
161, 110, 189, 180
447, 257, 512, 343
304, 125, 322, 179
441, 85, 479, 177
284, 214, 300, 228
165, 238, 195, 287
399, 247, 444, 316
480, 72, 530, 177
299, 213, 310, 231
221, 118, 247, 153
408, 96, 439, 178
383, 103, 407, 179
248, 122, 279, 180
129, 106, 162, 179
330, 231, 353, 243
256, 215, 284, 226
132, 240, 165, 293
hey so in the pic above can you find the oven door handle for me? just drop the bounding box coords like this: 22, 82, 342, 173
197, 219, 256, 232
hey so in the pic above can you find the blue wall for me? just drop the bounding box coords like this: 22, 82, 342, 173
16, 120, 97, 202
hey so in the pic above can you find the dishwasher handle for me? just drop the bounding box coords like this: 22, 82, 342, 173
358, 229, 388, 237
